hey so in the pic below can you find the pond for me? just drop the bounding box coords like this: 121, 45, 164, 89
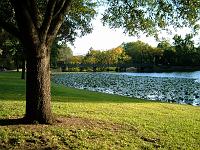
121, 71, 200, 81
52, 71, 200, 106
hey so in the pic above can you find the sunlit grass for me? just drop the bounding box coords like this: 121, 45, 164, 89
0, 71, 200, 149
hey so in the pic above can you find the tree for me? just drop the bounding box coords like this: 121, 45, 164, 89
69, 55, 83, 64
50, 40, 61, 68
107, 47, 124, 65
123, 41, 141, 64
0, 29, 25, 75
124, 41, 157, 64
0, 0, 199, 124
0, 0, 96, 124
58, 44, 73, 63
173, 34, 196, 65
50, 41, 72, 68
3, 39, 23, 71
157, 40, 175, 65
0, 29, 14, 69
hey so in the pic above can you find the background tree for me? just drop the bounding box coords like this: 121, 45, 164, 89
58, 44, 73, 63
83, 49, 99, 65
107, 47, 124, 65
0, 29, 25, 77
123, 41, 142, 64
117, 49, 131, 65
157, 40, 175, 65
123, 41, 158, 64
173, 34, 196, 65
50, 40, 61, 68
69, 55, 83, 64
0, 29, 14, 69
51, 41, 73, 68
3, 39, 23, 71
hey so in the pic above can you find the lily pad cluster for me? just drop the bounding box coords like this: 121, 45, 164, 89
52, 73, 200, 106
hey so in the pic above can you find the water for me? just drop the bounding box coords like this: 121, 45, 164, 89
121, 71, 200, 82
52, 71, 200, 106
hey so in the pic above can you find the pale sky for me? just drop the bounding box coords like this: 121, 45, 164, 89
69, 16, 200, 56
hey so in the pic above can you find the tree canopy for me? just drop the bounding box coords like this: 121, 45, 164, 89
0, 0, 97, 45
102, 0, 200, 36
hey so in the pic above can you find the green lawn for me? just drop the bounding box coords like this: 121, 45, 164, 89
0, 71, 200, 150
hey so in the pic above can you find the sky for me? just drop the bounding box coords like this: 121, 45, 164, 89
69, 15, 200, 56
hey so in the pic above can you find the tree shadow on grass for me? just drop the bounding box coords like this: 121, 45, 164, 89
0, 118, 27, 126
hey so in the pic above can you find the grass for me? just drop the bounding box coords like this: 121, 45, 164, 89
0, 71, 200, 149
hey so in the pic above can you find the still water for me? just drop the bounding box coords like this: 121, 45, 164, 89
121, 71, 200, 82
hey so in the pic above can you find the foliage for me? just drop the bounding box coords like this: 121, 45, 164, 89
51, 41, 73, 68
123, 36, 200, 66
157, 40, 175, 65
0, 0, 97, 43
123, 41, 161, 64
58, 44, 73, 62
50, 40, 61, 68
102, 0, 200, 36
79, 46, 130, 71
69, 56, 84, 64
0, 29, 24, 70
173, 34, 199, 65
58, 0, 97, 43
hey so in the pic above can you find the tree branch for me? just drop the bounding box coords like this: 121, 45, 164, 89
53, 0, 66, 19
0, 20, 21, 40
46, 0, 72, 46
9, 0, 40, 46
40, 0, 57, 42
26, 0, 41, 29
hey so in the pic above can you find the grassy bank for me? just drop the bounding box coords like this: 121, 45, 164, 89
0, 72, 200, 150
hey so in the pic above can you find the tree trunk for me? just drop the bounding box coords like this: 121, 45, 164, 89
21, 58, 25, 80
16, 59, 19, 72
25, 44, 53, 124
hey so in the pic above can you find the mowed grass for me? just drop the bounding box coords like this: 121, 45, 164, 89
0, 72, 200, 150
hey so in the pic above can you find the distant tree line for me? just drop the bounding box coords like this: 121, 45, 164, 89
123, 34, 200, 66
55, 46, 131, 72
1, 32, 200, 72
52, 34, 200, 72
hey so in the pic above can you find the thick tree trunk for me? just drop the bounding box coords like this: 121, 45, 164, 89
1, 0, 72, 125
25, 45, 53, 124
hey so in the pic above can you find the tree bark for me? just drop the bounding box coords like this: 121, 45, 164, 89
25, 44, 53, 124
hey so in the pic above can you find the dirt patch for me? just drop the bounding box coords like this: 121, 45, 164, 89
0, 116, 137, 133
56, 116, 137, 132
140, 136, 161, 148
